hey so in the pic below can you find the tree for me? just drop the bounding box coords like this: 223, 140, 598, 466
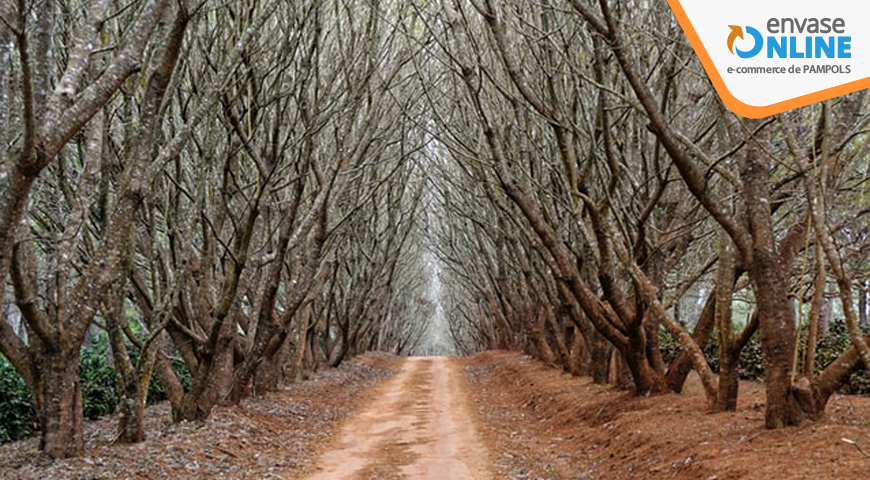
0, 0, 183, 457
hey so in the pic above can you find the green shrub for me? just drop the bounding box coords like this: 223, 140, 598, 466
80, 343, 119, 420
142, 355, 193, 403
1, 339, 193, 443
0, 356, 39, 443
812, 321, 870, 394
660, 319, 870, 393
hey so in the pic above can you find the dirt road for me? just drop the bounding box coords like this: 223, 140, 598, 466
305, 356, 491, 480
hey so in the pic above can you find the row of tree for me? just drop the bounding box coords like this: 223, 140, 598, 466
3, 0, 870, 462
1, 0, 432, 459
421, 0, 870, 430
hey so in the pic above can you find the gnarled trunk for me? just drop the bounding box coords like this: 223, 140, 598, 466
253, 330, 293, 395
38, 349, 84, 458
287, 306, 312, 383
589, 329, 611, 385
754, 261, 803, 428
716, 348, 740, 412
115, 376, 149, 443
567, 324, 591, 376
666, 293, 716, 392
623, 330, 666, 395
859, 281, 868, 328
178, 333, 234, 421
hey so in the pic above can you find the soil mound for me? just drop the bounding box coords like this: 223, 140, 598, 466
463, 351, 870, 480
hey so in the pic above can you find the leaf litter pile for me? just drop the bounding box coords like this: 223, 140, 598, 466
463, 351, 870, 480
0, 353, 397, 480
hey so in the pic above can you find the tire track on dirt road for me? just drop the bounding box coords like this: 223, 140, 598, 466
304, 356, 492, 480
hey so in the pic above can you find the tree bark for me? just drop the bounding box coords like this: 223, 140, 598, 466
38, 349, 85, 458
714, 234, 739, 412
665, 293, 716, 392
803, 251, 826, 376
741, 142, 802, 427
287, 306, 313, 383
859, 281, 868, 329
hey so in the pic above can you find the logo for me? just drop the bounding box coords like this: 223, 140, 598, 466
727, 25, 763, 58
666, 1, 870, 117
727, 21, 851, 60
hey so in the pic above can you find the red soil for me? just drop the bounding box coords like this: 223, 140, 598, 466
462, 351, 870, 480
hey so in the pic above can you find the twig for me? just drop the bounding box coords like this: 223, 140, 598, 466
215, 446, 239, 459
841, 438, 870, 459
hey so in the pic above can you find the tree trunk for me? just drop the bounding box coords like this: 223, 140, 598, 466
153, 348, 185, 418
115, 371, 150, 443
533, 308, 556, 364
623, 332, 665, 394
645, 315, 666, 375
715, 348, 740, 412
38, 349, 84, 458
803, 252, 826, 376
590, 329, 611, 385
178, 333, 234, 421
859, 281, 868, 328
304, 324, 320, 375
819, 299, 830, 334
753, 256, 802, 429
607, 350, 633, 390
567, 324, 591, 376
714, 233, 738, 412
546, 312, 572, 372
287, 306, 312, 383
108, 327, 150, 443
329, 326, 350, 368
742, 147, 802, 428
795, 332, 870, 418
666, 293, 716, 392
253, 330, 293, 394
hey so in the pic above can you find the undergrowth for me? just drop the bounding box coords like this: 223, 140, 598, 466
1, 343, 191, 443
660, 319, 870, 393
